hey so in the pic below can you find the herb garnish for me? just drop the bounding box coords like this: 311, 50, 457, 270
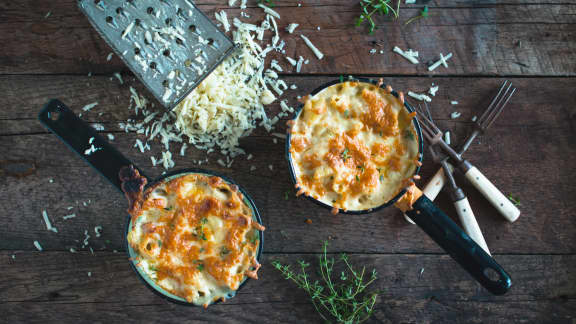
355, 0, 400, 34
164, 206, 172, 211
404, 129, 415, 140
197, 263, 204, 271
344, 110, 350, 118
157, 240, 162, 247
339, 75, 344, 83
258, 0, 274, 7
355, 175, 360, 182
508, 194, 521, 206
405, 5, 428, 25
357, 165, 365, 173
285, 190, 291, 200
220, 246, 231, 256
250, 230, 259, 244
341, 148, 350, 161
272, 241, 380, 323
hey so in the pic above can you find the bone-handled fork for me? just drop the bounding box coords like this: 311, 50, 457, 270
419, 102, 491, 254
420, 81, 520, 222
415, 98, 520, 223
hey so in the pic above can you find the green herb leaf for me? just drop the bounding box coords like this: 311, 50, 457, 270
220, 246, 230, 256
404, 129, 415, 140
356, 0, 400, 34
341, 148, 350, 161
197, 263, 204, 271
405, 5, 429, 25
201, 217, 208, 225
285, 190, 290, 200
272, 241, 380, 323
344, 109, 350, 118
508, 194, 521, 206
356, 175, 360, 181
157, 240, 162, 247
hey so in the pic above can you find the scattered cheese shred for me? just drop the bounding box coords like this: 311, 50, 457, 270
444, 131, 451, 145
82, 102, 99, 112
286, 23, 299, 33
451, 101, 459, 105
393, 46, 419, 64
300, 35, 324, 60
33, 240, 43, 251
42, 210, 58, 233
62, 214, 76, 220
428, 53, 453, 71
258, 3, 280, 19
451, 111, 461, 119
408, 91, 432, 102
429, 85, 439, 96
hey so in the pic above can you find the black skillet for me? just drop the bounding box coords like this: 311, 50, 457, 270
286, 78, 512, 295
38, 99, 264, 306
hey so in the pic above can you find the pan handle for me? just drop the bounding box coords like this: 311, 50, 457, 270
405, 195, 512, 295
38, 99, 150, 193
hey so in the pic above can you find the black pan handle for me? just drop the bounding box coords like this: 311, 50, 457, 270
38, 99, 149, 193
406, 195, 512, 295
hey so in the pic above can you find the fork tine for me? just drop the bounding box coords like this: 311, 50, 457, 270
485, 86, 516, 129
477, 80, 509, 125
483, 82, 513, 124
416, 110, 441, 142
419, 123, 435, 142
423, 101, 434, 122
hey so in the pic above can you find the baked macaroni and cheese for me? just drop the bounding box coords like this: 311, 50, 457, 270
288, 81, 420, 213
126, 171, 264, 307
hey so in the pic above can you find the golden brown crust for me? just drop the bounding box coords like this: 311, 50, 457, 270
290, 82, 419, 211
126, 173, 264, 306
394, 184, 423, 212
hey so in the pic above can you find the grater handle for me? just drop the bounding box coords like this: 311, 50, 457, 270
38, 99, 150, 192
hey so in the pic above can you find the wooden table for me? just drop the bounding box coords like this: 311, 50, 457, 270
1, 1, 575, 323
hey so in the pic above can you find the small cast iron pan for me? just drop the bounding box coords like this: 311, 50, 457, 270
38, 99, 264, 306
286, 78, 512, 295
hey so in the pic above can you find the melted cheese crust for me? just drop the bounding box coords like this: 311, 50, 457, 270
127, 173, 262, 306
289, 81, 419, 211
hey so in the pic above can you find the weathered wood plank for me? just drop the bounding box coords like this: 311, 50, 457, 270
0, 1, 574, 75
1, 252, 575, 323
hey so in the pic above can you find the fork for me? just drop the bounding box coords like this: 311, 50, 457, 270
422, 103, 491, 254
420, 81, 520, 222
415, 97, 521, 223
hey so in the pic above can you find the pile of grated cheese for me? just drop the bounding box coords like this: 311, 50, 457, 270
120, 11, 298, 166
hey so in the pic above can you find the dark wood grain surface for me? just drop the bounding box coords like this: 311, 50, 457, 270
1, 0, 575, 323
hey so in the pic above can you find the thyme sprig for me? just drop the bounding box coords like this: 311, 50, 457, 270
272, 242, 380, 324
405, 6, 429, 25
355, 0, 400, 34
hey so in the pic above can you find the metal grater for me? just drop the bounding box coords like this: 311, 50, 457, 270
79, 0, 235, 109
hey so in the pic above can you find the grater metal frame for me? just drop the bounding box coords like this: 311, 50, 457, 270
78, 0, 237, 110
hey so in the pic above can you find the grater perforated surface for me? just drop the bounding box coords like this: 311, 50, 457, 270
79, 0, 235, 109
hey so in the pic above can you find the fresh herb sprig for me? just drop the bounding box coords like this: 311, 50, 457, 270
355, 0, 400, 34
258, 0, 275, 7
508, 194, 521, 206
405, 6, 429, 25
272, 242, 380, 324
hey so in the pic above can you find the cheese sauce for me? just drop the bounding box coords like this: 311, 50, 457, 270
289, 81, 419, 212
127, 173, 264, 307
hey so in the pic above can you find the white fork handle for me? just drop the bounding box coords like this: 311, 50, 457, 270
403, 165, 450, 224
454, 197, 491, 255
423, 164, 452, 201
464, 166, 520, 223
